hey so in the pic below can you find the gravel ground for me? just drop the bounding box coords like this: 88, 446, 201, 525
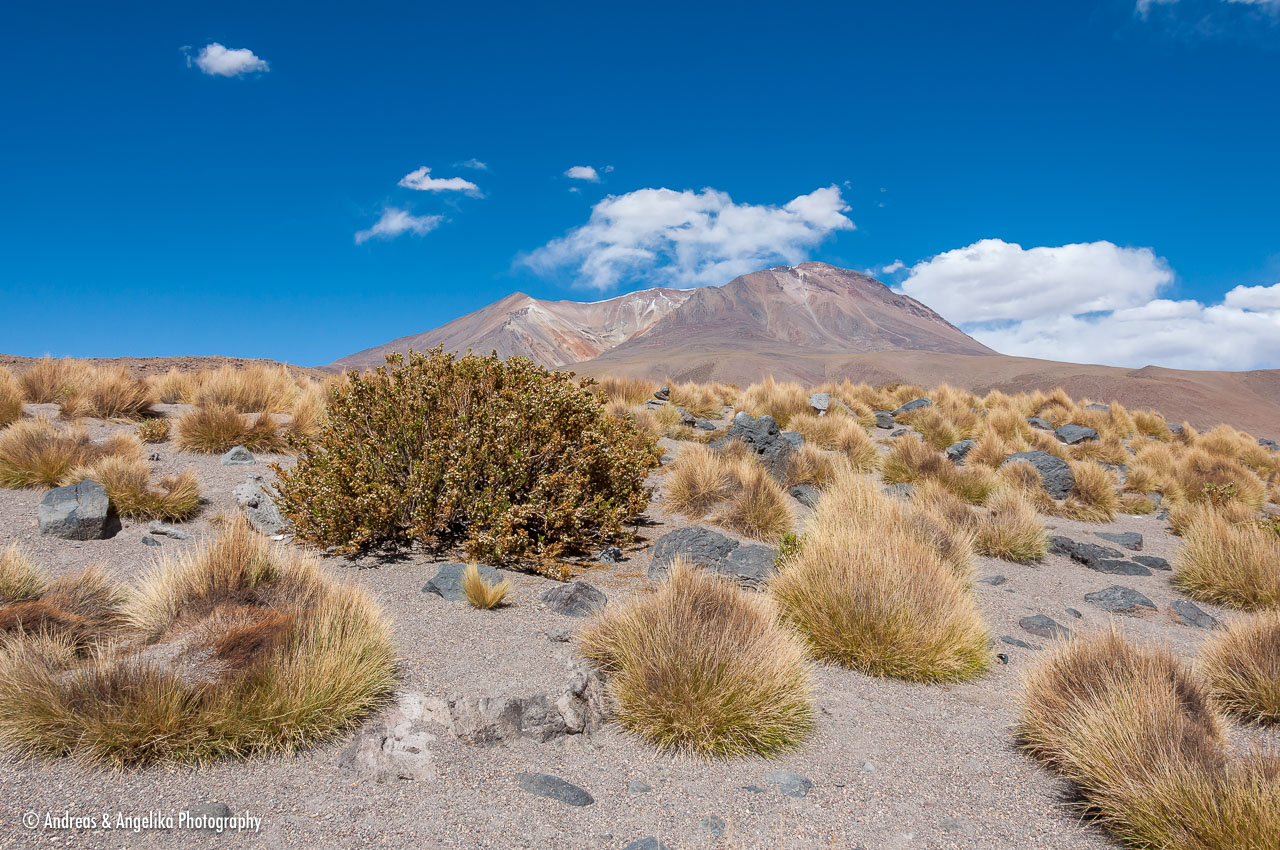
0, 407, 1275, 850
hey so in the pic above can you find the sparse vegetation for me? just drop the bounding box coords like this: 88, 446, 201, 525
462, 564, 511, 610
718, 457, 794, 541
580, 558, 813, 757
0, 544, 44, 604
1174, 505, 1280, 610
882, 436, 997, 504
194, 364, 298, 413
1201, 611, 1280, 724
0, 419, 140, 489
136, 417, 171, 443
60, 365, 155, 420
974, 488, 1048, 562
1058, 461, 1120, 522
62, 455, 200, 522
19, 357, 93, 404
664, 445, 733, 517
0, 367, 23, 428
175, 405, 287, 454
786, 413, 879, 471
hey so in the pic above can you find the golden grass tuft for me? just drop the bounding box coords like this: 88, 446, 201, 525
664, 445, 733, 518
579, 558, 813, 757
0, 544, 45, 604
770, 471, 989, 682
1174, 506, 1280, 610
1201, 611, 1280, 724
62, 455, 201, 522
19, 357, 93, 404
670, 381, 736, 419
461, 564, 510, 610
974, 489, 1048, 563
147, 368, 201, 404
1133, 409, 1172, 441
175, 406, 287, 454
61, 365, 155, 420
738, 377, 810, 427
717, 457, 794, 541
786, 413, 879, 471
882, 436, 997, 504
1057, 461, 1121, 522
0, 418, 140, 489
597, 375, 658, 406
784, 443, 837, 487
193, 365, 298, 413
287, 380, 328, 442
0, 367, 23, 428
136, 418, 171, 443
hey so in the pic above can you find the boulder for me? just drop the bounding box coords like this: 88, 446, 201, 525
809, 392, 832, 415
232, 475, 287, 535
541, 582, 606, 617
422, 563, 505, 601
1055, 424, 1099, 445
1258, 438, 1278, 451
892, 398, 932, 417
1132, 554, 1171, 571
653, 386, 670, 401
1026, 416, 1053, 431
1048, 536, 1125, 567
873, 410, 895, 430
1084, 585, 1156, 614
1170, 600, 1221, 629
1019, 614, 1071, 640
338, 692, 439, 781
648, 527, 777, 589
1095, 531, 1142, 551
220, 446, 255, 466
945, 440, 976, 464
788, 484, 820, 508
37, 479, 117, 540
710, 412, 800, 479
1001, 452, 1075, 500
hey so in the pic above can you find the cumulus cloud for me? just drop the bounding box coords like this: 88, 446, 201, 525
354, 208, 443, 245
564, 165, 601, 182
186, 43, 269, 77
398, 166, 481, 195
522, 185, 854, 290
881, 260, 905, 274
899, 238, 1280, 370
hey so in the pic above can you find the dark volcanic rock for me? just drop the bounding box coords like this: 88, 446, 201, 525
422, 563, 505, 601
892, 398, 933, 416
516, 773, 594, 806
1132, 555, 1171, 571
1019, 614, 1071, 640
1095, 531, 1142, 551
541, 582, 607, 617
1085, 585, 1156, 614
945, 440, 976, 464
1055, 424, 1100, 445
788, 484, 820, 508
1170, 600, 1221, 629
873, 410, 896, 429
1001, 452, 1075, 500
1026, 416, 1053, 430
1091, 559, 1152, 577
37, 479, 117, 540
648, 527, 776, 588
710, 412, 800, 479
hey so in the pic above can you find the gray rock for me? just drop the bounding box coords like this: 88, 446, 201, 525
1002, 452, 1075, 500
1170, 600, 1221, 629
185, 802, 233, 834
1055, 424, 1100, 445
710, 412, 798, 479
544, 627, 573, 643
541, 582, 606, 617
1085, 585, 1157, 614
37, 479, 117, 540
516, 773, 594, 806
1132, 555, 1171, 571
1065, 607, 1083, 619
1096, 531, 1143, 551
220, 446, 255, 466
892, 398, 932, 416
653, 386, 670, 401
888, 427, 911, 438
1084, 403, 1111, 412
883, 483, 916, 499
675, 407, 716, 431
945, 440, 976, 464
232, 475, 287, 535
1019, 614, 1071, 640
780, 431, 804, 450
338, 692, 439, 782
1168, 423, 1186, 436
422, 563, 505, 601
1259, 437, 1278, 450
873, 410, 896, 429
623, 839, 671, 850
648, 527, 777, 589
699, 814, 726, 837
598, 545, 623, 564
1027, 416, 1053, 430
148, 522, 193, 540
627, 781, 652, 794
789, 484, 820, 508
1090, 559, 1152, 577
1001, 636, 1037, 650
976, 575, 1007, 586
443, 666, 607, 744
809, 392, 832, 415
1049, 536, 1125, 567
141, 536, 161, 547
643, 399, 666, 410
764, 769, 812, 798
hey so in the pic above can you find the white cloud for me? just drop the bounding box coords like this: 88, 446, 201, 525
354, 208, 443, 245
398, 166, 481, 195
564, 166, 600, 182
187, 43, 269, 77
881, 260, 905, 274
522, 185, 854, 290
899, 238, 1280, 370
456, 158, 488, 170
1138, 0, 1278, 17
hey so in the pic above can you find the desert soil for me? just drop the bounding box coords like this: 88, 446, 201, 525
0, 406, 1274, 850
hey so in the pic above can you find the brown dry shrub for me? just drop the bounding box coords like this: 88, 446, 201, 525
136, 418, 171, 443
1174, 505, 1280, 610
19, 357, 93, 404
1201, 611, 1280, 724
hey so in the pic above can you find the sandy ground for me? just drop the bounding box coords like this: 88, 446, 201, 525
0, 407, 1275, 850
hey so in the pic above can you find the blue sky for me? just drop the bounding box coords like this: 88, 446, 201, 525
2, 0, 1278, 369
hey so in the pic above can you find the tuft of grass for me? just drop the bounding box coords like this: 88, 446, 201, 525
974, 489, 1048, 563
717, 458, 794, 541
19, 357, 93, 404
738, 378, 810, 427
193, 365, 298, 413
0, 544, 45, 604
579, 558, 813, 757
770, 471, 989, 682
1133, 409, 1172, 441
1118, 492, 1156, 515
597, 376, 658, 406
175, 406, 287, 454
287, 380, 328, 442
61, 365, 154, 420
1057, 462, 1120, 522
1201, 611, 1280, 724
784, 443, 836, 488
0, 367, 23, 428
1174, 505, 1280, 610
670, 381, 737, 419
0, 418, 140, 489
664, 445, 733, 518
882, 436, 997, 504
147, 368, 201, 404
62, 455, 201, 522
786, 413, 879, 471
461, 564, 510, 610
136, 418, 171, 443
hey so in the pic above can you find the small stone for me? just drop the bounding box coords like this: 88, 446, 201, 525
1090, 559, 1152, 577
1055, 424, 1100, 445
516, 773, 594, 806
861, 761, 875, 773
945, 440, 976, 464
888, 428, 911, 438
996, 652, 1010, 665
1085, 585, 1157, 614
185, 802, 233, 834
232, 476, 287, 535
220, 446, 256, 466
598, 546, 623, 564
892, 398, 933, 416
1096, 531, 1143, 551
1132, 555, 1171, 571
627, 781, 652, 794
873, 410, 895, 429
1168, 423, 1185, 436
789, 484, 820, 508
940, 816, 975, 836
1019, 614, 1071, 640
699, 814, 726, 837
1026, 416, 1053, 431
764, 769, 812, 798
653, 386, 670, 401
141, 536, 161, 547
1065, 608, 1083, 619
148, 522, 193, 540
541, 582, 607, 617
1084, 403, 1111, 412
544, 627, 573, 643
1001, 636, 1037, 650
741, 785, 767, 794
1170, 600, 1221, 629
809, 392, 832, 415
623, 839, 671, 850
976, 575, 1007, 586
422, 563, 505, 601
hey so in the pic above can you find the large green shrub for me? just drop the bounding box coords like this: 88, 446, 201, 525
274, 349, 659, 576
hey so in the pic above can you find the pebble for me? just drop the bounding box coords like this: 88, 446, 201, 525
627, 781, 652, 794
515, 773, 594, 806
764, 769, 812, 798
976, 575, 1007, 586
699, 814, 726, 837
1065, 608, 1083, 619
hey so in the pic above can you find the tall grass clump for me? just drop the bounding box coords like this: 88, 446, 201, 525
61, 365, 154, 420
770, 471, 989, 682
882, 436, 997, 504
19, 357, 93, 404
0, 367, 23, 428
0, 518, 395, 766
1201, 611, 1280, 724
974, 489, 1048, 563
275, 348, 659, 576
175, 406, 287, 454
194, 365, 298, 413
718, 457, 794, 541
580, 559, 813, 757
596, 376, 658, 406
670, 381, 736, 419
1017, 628, 1280, 850
738, 378, 810, 427
147, 368, 202, 404
462, 564, 510, 610
664, 445, 732, 517
62, 455, 200, 522
0, 419, 140, 489
0, 544, 44, 604
1058, 462, 1121, 522
786, 413, 879, 471
1174, 506, 1280, 610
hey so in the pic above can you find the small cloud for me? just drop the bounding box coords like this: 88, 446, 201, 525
456, 158, 488, 170
185, 43, 269, 77
881, 260, 905, 274
354, 208, 443, 245
603, 165, 615, 174
564, 165, 600, 182
398, 166, 481, 196
568, 186, 581, 194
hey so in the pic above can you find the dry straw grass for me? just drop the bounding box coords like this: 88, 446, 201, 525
596, 376, 658, 406
1174, 506, 1280, 610
1058, 461, 1121, 522
61, 365, 154, 420
0, 419, 140, 489
664, 446, 793, 541
786, 413, 879, 471
194, 365, 298, 413
718, 457, 794, 541
61, 455, 201, 522
175, 406, 287, 454
461, 564, 510, 609
882, 436, 997, 504
579, 559, 813, 757
1201, 611, 1280, 724
770, 471, 989, 682
147, 368, 201, 404
974, 489, 1048, 562
664, 445, 733, 517
1018, 628, 1280, 850
19, 357, 93, 404
0, 544, 44, 604
738, 378, 811, 427
784, 443, 837, 487
0, 367, 23, 428
0, 518, 395, 766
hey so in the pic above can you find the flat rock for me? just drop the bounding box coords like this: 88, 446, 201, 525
653, 386, 670, 401
1001, 636, 1037, 650
541, 582, 606, 617
626, 781, 652, 794
764, 770, 812, 798
648, 527, 777, 589
1055, 424, 1100, 445
422, 563, 504, 601
873, 410, 895, 429
1026, 416, 1053, 430
220, 446, 255, 466
622, 839, 672, 850
149, 522, 194, 540
788, 484, 820, 508
1084, 403, 1111, 412
1085, 585, 1156, 614
232, 475, 287, 535
1132, 555, 1171, 571
338, 692, 438, 782
141, 536, 161, 547
976, 575, 1007, 586
37, 479, 117, 540
945, 440, 976, 464
809, 392, 831, 415
1170, 600, 1221, 629
1065, 607, 1083, 619
516, 773, 594, 806
1001, 452, 1075, 500
892, 397, 932, 416
1095, 531, 1142, 551
1019, 614, 1071, 640
1049, 536, 1125, 567
1090, 559, 1152, 576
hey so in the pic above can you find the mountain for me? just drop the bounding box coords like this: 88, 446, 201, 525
331, 288, 694, 371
